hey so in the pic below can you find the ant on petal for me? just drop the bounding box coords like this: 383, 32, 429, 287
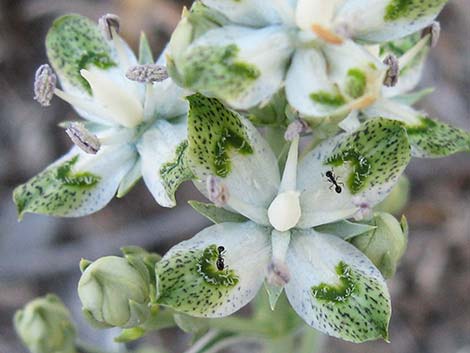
216, 246, 226, 271
324, 170, 344, 194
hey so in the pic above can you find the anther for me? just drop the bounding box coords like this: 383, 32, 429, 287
126, 64, 169, 83
207, 176, 230, 207
33, 64, 56, 107
311, 24, 344, 45
65, 122, 101, 154
383, 54, 399, 87
267, 260, 290, 287
284, 119, 309, 141
98, 14, 120, 40
422, 21, 441, 48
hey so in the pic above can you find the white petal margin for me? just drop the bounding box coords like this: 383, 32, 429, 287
155, 222, 271, 317
137, 119, 188, 208
285, 229, 391, 342
285, 48, 339, 118
333, 0, 447, 43
201, 0, 295, 27
182, 25, 294, 110
13, 144, 137, 218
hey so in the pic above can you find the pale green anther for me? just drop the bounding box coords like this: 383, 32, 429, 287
14, 294, 77, 353
351, 212, 408, 278
78, 256, 151, 328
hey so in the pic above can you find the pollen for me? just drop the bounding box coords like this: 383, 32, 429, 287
311, 24, 344, 45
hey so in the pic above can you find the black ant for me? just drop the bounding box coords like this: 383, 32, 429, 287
216, 246, 226, 271
325, 170, 344, 194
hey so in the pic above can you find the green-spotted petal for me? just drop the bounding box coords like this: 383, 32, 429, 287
187, 94, 280, 224
333, 0, 448, 43
155, 221, 271, 317
363, 100, 470, 158
297, 118, 411, 228
285, 229, 391, 343
137, 119, 192, 208
173, 25, 293, 110
13, 145, 137, 218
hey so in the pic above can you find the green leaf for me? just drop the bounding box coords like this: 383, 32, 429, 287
314, 220, 376, 240
46, 14, 117, 94
188, 201, 248, 224
405, 116, 470, 158
114, 327, 146, 343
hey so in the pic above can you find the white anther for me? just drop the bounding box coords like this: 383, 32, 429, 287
284, 119, 309, 141
422, 21, 441, 48
98, 14, 120, 40
267, 260, 291, 287
207, 176, 230, 207
65, 122, 101, 154
33, 64, 57, 107
126, 64, 169, 83
383, 54, 399, 87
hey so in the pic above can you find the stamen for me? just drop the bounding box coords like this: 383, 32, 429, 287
64, 122, 101, 154
383, 54, 399, 87
421, 21, 441, 48
33, 64, 57, 107
98, 14, 120, 40
126, 64, 169, 83
284, 119, 309, 141
311, 24, 344, 45
207, 176, 230, 207
349, 94, 377, 110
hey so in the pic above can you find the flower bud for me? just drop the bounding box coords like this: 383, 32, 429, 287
375, 175, 410, 215
78, 256, 151, 328
351, 213, 408, 279
13, 294, 76, 353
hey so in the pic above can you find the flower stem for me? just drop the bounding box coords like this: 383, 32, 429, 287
208, 316, 273, 337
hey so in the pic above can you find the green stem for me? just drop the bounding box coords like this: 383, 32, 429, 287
264, 335, 295, 353
142, 307, 176, 330
298, 328, 321, 353
208, 316, 272, 337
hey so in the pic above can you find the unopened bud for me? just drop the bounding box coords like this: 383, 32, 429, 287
207, 176, 230, 207
33, 64, 56, 107
78, 255, 151, 328
383, 54, 399, 87
65, 122, 101, 154
14, 294, 77, 353
98, 14, 120, 40
126, 64, 169, 83
422, 21, 441, 48
284, 119, 309, 141
351, 213, 408, 279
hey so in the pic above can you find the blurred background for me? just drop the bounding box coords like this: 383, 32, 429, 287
0, 0, 469, 352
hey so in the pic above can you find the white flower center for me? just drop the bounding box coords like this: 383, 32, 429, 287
268, 191, 301, 232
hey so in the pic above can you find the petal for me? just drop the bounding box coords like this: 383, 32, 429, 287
144, 78, 189, 122
46, 14, 143, 126
333, 0, 448, 43
187, 94, 280, 224
297, 118, 411, 228
155, 222, 271, 317
285, 48, 340, 117
285, 229, 391, 342
295, 0, 342, 29
137, 119, 191, 208
175, 25, 293, 110
201, 0, 295, 27
13, 145, 137, 218
363, 100, 470, 158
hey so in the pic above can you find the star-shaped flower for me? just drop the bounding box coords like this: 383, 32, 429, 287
154, 95, 412, 342
14, 14, 192, 218
166, 0, 449, 117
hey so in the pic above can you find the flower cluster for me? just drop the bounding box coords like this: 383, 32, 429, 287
12, 1, 470, 351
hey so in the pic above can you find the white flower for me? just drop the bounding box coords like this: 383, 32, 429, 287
167, 0, 449, 116
14, 14, 191, 218
154, 95, 413, 342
